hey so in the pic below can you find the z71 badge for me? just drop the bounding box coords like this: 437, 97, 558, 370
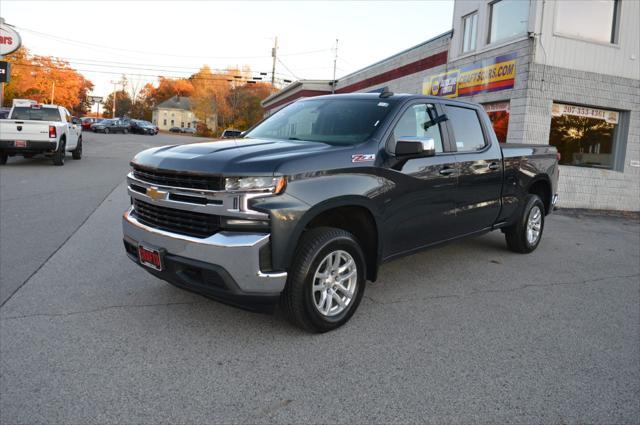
351, 153, 376, 163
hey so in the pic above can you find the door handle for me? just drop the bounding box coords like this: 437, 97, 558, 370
488, 162, 500, 170
439, 167, 456, 176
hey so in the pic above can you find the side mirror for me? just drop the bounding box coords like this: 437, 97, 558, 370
71, 117, 81, 125
395, 137, 436, 157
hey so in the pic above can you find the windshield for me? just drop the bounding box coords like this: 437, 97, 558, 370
10, 107, 61, 121
245, 98, 394, 145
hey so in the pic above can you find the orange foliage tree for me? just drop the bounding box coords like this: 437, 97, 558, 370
2, 47, 94, 115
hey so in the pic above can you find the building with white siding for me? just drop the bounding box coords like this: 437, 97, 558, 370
262, 0, 639, 211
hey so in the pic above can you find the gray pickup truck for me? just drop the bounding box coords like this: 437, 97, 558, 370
123, 93, 559, 332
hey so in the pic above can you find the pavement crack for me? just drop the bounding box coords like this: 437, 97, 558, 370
365, 273, 639, 305
0, 300, 209, 321
0, 180, 124, 309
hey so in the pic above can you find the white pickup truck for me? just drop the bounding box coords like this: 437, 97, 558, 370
0, 100, 83, 166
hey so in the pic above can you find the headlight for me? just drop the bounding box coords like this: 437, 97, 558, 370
225, 176, 286, 194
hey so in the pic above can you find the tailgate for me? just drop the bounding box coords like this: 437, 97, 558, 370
0, 121, 52, 142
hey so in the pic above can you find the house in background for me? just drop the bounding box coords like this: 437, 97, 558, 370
152, 96, 198, 131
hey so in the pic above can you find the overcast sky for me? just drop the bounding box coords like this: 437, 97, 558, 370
1, 1, 454, 98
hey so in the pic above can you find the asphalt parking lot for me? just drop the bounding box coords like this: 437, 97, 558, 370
1, 132, 639, 424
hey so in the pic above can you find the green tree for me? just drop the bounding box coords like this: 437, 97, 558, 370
102, 90, 133, 118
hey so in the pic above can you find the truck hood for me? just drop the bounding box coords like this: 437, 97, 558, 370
131, 138, 349, 175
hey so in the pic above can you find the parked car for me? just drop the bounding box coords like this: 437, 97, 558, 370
221, 129, 242, 138
92, 118, 131, 134
181, 127, 196, 134
122, 93, 559, 332
130, 120, 158, 135
0, 108, 11, 119
169, 127, 182, 133
81, 117, 98, 130
0, 100, 83, 165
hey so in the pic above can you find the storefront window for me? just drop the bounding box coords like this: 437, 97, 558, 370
482, 101, 510, 144
549, 103, 620, 170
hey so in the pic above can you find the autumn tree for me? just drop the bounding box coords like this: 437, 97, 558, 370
2, 47, 94, 113
227, 82, 272, 130
190, 66, 231, 132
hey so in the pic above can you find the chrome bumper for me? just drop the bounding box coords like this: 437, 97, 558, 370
122, 207, 287, 294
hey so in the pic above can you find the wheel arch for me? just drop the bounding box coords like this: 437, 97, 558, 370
527, 176, 552, 215
287, 197, 382, 282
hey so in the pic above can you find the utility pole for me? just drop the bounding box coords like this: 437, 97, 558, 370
332, 39, 339, 94
271, 36, 278, 91
110, 80, 118, 118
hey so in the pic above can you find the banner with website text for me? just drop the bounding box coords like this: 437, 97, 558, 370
423, 53, 517, 98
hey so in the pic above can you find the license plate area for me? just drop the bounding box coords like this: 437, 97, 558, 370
15, 140, 27, 148
138, 244, 163, 271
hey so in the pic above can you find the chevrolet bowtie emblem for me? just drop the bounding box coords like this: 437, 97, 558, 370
146, 186, 167, 201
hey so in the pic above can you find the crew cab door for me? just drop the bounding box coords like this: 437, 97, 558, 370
382, 102, 459, 257
63, 108, 80, 149
443, 103, 502, 235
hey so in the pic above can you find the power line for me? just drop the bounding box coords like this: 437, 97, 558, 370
17, 26, 332, 60
10, 62, 292, 86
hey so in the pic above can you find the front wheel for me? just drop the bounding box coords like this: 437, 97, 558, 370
123, 129, 128, 134
104, 128, 109, 134
280, 227, 366, 333
504, 194, 545, 253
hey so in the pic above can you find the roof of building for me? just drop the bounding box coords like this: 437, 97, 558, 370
155, 95, 192, 111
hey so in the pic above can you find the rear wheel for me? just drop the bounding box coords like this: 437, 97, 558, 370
123, 129, 128, 134
52, 140, 66, 166
104, 128, 109, 134
504, 194, 545, 253
0, 152, 7, 165
281, 227, 366, 333
72, 137, 82, 160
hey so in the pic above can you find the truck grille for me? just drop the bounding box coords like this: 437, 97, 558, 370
132, 166, 223, 190
133, 199, 219, 238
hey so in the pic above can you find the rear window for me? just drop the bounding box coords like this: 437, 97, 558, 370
10, 107, 61, 121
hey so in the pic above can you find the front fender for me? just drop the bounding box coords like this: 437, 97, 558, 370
252, 171, 393, 271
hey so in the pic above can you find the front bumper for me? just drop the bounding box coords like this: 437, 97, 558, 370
122, 207, 287, 309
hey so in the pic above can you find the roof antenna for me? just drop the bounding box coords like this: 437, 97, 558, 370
379, 88, 393, 98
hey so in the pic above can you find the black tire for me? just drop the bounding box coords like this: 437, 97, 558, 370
504, 194, 545, 253
123, 129, 128, 134
0, 152, 7, 165
280, 227, 366, 333
52, 139, 66, 166
72, 137, 82, 160
104, 128, 109, 134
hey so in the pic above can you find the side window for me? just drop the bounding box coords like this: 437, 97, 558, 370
445, 106, 486, 152
392, 104, 444, 153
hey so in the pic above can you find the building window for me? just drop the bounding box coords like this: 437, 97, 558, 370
555, 0, 620, 44
163, 119, 167, 125
171, 119, 174, 126
482, 101, 510, 144
462, 12, 478, 53
549, 103, 623, 170
488, 0, 529, 44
